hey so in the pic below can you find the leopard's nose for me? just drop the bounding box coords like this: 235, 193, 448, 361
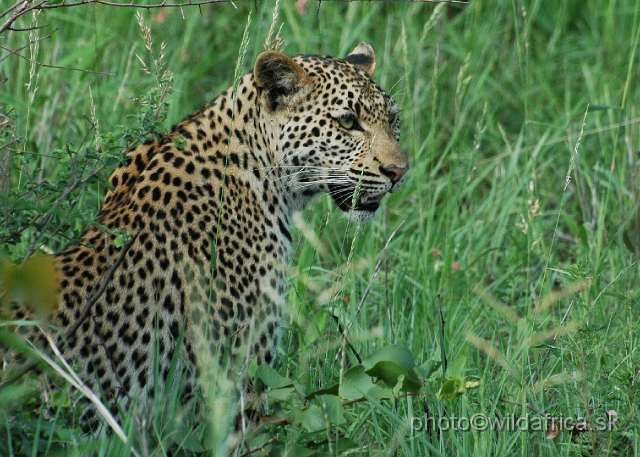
380, 165, 409, 183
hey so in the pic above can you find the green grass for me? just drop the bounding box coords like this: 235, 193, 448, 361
1, 0, 640, 455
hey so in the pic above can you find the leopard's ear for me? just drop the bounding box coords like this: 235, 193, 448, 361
344, 42, 376, 76
254, 51, 312, 111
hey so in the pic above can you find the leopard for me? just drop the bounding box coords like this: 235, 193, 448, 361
4, 42, 408, 430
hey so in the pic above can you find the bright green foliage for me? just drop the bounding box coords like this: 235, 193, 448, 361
253, 345, 450, 455
1, 0, 640, 456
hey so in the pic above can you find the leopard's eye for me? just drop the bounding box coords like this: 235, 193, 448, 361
338, 115, 357, 130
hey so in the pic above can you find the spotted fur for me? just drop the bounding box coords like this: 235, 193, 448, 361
9, 43, 408, 428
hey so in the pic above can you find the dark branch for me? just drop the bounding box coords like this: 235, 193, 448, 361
0, 31, 54, 66
0, 0, 49, 35
0, 232, 138, 388
64, 232, 138, 340
0, 0, 237, 35
0, 40, 114, 75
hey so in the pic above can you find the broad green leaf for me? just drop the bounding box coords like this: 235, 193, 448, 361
298, 405, 326, 433
293, 380, 307, 396
339, 365, 375, 400
267, 386, 296, 401
1, 254, 58, 320
362, 345, 416, 376
335, 438, 359, 452
339, 365, 393, 401
438, 378, 463, 400
365, 361, 421, 392
362, 345, 421, 392
257, 364, 292, 389
317, 395, 346, 426
445, 352, 467, 379
307, 383, 339, 400
366, 384, 393, 400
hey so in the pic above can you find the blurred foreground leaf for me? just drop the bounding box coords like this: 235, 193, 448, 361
1, 255, 59, 320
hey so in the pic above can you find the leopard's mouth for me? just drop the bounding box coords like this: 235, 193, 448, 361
328, 184, 386, 213
356, 193, 385, 211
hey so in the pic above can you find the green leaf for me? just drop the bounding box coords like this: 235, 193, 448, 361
317, 395, 346, 426
1, 254, 58, 319
173, 134, 187, 149
444, 352, 467, 379
361, 345, 421, 392
267, 386, 296, 401
298, 405, 326, 433
339, 365, 393, 400
334, 438, 359, 452
362, 345, 416, 374
339, 365, 375, 400
293, 380, 307, 397
257, 364, 292, 389
307, 383, 339, 400
366, 384, 394, 400
438, 378, 463, 400
113, 234, 126, 248
365, 361, 421, 392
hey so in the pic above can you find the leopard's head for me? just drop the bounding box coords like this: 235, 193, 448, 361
254, 42, 408, 222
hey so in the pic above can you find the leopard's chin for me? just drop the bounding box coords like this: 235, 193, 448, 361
328, 183, 386, 221
356, 193, 384, 212
345, 207, 380, 223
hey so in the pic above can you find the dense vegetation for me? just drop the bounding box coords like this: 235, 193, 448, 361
1, 0, 639, 455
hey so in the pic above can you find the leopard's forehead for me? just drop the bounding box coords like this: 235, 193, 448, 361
292, 54, 398, 121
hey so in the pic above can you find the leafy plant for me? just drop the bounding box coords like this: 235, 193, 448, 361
240, 345, 479, 456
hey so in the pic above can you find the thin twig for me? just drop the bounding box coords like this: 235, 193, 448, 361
0, 0, 236, 35
341, 390, 422, 407
0, 31, 53, 66
332, 315, 362, 364
43, 0, 233, 7
499, 397, 551, 420
238, 436, 279, 457
7, 23, 49, 31
0, 0, 48, 35
0, 41, 114, 75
